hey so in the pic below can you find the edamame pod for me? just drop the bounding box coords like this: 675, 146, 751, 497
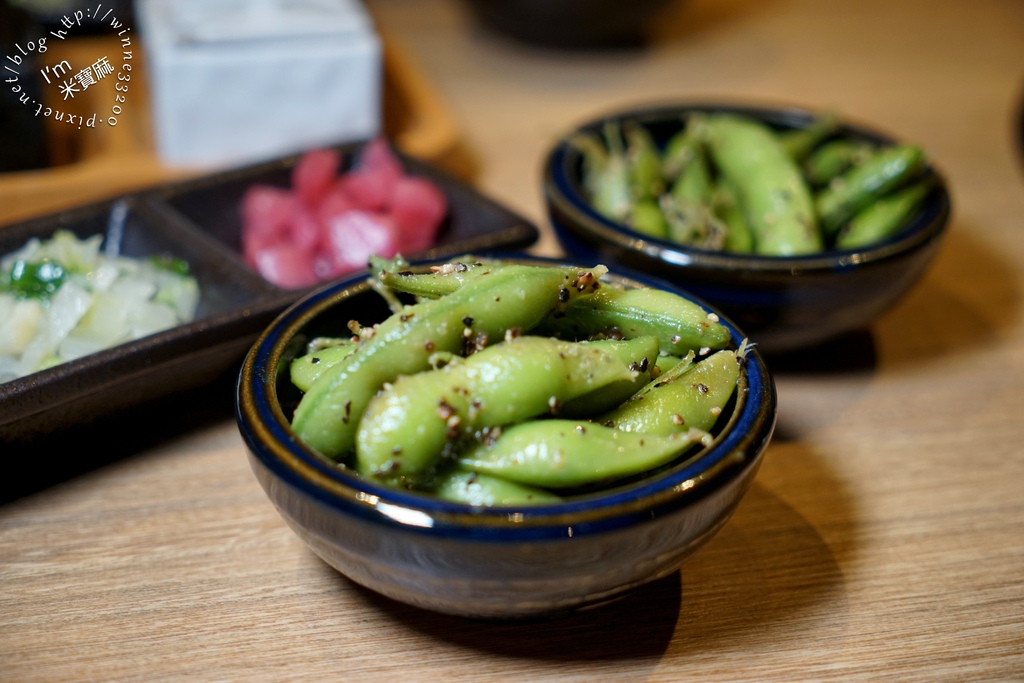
815, 144, 926, 236
355, 335, 656, 482
777, 112, 838, 161
803, 139, 875, 186
624, 121, 665, 200
662, 135, 726, 249
712, 180, 755, 253
661, 114, 704, 181
536, 285, 731, 355
571, 128, 632, 222
426, 466, 562, 506
559, 335, 661, 417
290, 342, 358, 393
292, 263, 606, 459
654, 352, 694, 374
702, 114, 822, 255
599, 348, 740, 436
457, 420, 709, 489
581, 121, 634, 220
669, 138, 713, 206
836, 179, 933, 249
370, 256, 499, 300
660, 195, 727, 250
627, 197, 670, 239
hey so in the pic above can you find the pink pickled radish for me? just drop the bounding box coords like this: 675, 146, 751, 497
358, 136, 404, 179
288, 203, 323, 253
292, 148, 341, 206
390, 175, 448, 251
240, 185, 296, 263
336, 170, 394, 212
251, 243, 319, 289
323, 210, 400, 273
240, 138, 448, 287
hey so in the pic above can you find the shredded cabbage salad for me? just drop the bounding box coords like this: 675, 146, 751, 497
0, 230, 200, 382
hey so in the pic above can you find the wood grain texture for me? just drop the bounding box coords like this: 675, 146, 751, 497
3, 0, 1024, 680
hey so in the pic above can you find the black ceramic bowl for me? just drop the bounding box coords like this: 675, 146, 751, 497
237, 254, 777, 618
544, 102, 952, 354
459, 0, 677, 49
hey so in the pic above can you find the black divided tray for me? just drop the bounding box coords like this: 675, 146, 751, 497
0, 140, 539, 475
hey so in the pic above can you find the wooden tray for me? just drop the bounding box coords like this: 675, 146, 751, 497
0, 33, 465, 227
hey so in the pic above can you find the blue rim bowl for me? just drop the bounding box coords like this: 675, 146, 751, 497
236, 254, 777, 618
544, 101, 952, 354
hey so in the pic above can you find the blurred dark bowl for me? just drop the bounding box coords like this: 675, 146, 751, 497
460, 0, 677, 49
544, 101, 952, 354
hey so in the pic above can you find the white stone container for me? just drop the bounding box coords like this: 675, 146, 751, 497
137, 0, 382, 167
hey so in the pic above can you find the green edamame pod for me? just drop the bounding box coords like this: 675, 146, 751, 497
292, 263, 606, 459
623, 121, 665, 200
803, 139, 875, 187
627, 197, 670, 239
654, 352, 694, 375
290, 342, 358, 393
639, 350, 695, 389
660, 195, 727, 250
559, 335, 661, 417
669, 137, 713, 206
571, 128, 632, 222
599, 349, 740, 436
536, 285, 731, 356
815, 144, 927, 236
370, 256, 500, 300
426, 466, 562, 506
355, 335, 656, 482
702, 114, 822, 256
835, 179, 934, 249
457, 420, 710, 489
777, 112, 839, 161
662, 114, 705, 181
712, 180, 755, 253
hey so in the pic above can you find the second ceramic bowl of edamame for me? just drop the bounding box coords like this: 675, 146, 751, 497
236, 254, 776, 619
543, 101, 952, 355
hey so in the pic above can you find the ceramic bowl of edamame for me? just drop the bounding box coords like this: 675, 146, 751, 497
236, 253, 776, 619
543, 102, 952, 354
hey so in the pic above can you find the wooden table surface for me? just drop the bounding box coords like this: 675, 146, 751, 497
3, 0, 1023, 680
